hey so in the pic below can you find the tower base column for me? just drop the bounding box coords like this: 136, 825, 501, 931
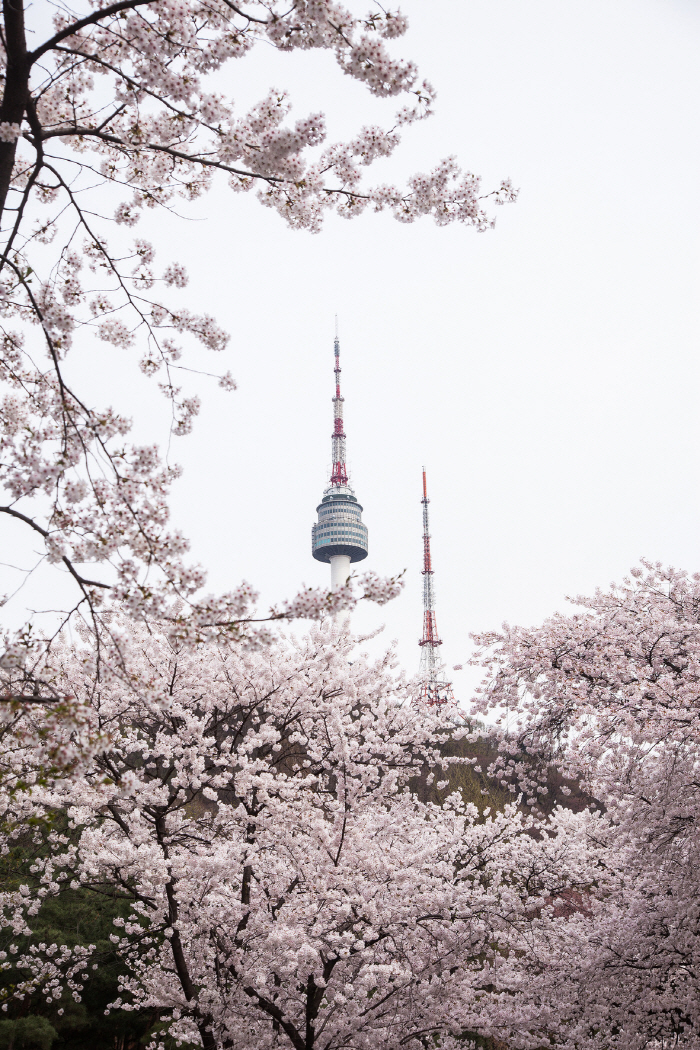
330, 555, 351, 590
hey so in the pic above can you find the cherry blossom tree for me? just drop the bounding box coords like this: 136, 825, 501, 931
1, 620, 600, 1050
472, 560, 700, 1048
0, 0, 516, 698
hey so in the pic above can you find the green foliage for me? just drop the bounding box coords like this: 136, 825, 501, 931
0, 1016, 58, 1050
411, 730, 512, 814
413, 726, 592, 817
0, 829, 156, 1050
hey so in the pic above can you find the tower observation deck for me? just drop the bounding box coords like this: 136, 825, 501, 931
311, 331, 368, 589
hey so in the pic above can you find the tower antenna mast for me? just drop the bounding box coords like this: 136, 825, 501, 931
330, 324, 347, 487
418, 468, 454, 705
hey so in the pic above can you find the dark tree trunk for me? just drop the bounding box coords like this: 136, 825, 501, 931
0, 0, 29, 219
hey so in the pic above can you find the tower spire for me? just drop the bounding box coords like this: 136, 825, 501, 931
417, 468, 454, 705
330, 328, 348, 487
311, 328, 369, 589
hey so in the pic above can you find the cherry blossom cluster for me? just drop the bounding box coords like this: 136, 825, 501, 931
1, 620, 604, 1050
276, 572, 404, 621
471, 560, 700, 1047
5, 566, 700, 1048
0, 942, 95, 1016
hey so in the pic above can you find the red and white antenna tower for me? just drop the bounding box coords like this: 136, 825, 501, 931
418, 468, 454, 705
330, 318, 348, 487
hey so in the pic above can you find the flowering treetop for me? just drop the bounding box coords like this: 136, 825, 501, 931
0, 620, 601, 1050
471, 560, 700, 1048
471, 560, 700, 810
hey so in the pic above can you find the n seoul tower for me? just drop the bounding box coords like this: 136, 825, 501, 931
418, 468, 454, 705
311, 329, 368, 589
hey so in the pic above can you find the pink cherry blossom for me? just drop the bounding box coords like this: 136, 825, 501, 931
1, 619, 601, 1050
471, 560, 700, 1047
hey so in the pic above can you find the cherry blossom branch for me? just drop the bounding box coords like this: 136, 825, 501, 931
29, 0, 160, 61
0, 505, 109, 590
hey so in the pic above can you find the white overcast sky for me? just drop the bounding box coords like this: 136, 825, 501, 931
74, 0, 700, 699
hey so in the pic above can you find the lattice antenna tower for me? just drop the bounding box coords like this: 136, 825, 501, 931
418, 468, 454, 705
